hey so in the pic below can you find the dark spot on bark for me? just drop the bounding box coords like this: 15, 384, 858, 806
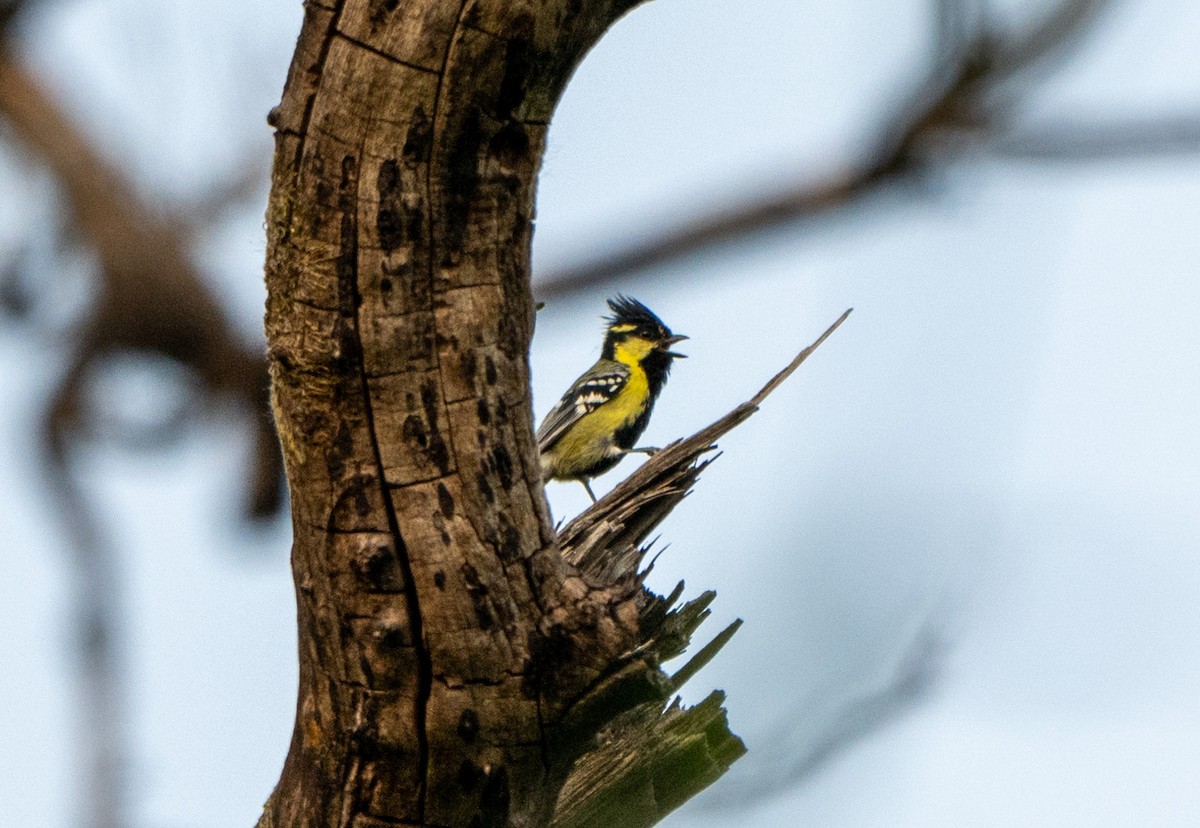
433, 570, 446, 589
478, 766, 510, 828
269, 346, 294, 373
340, 155, 356, 193
458, 759, 482, 792
368, 0, 400, 27
478, 472, 494, 504
374, 621, 407, 649
488, 122, 531, 174
407, 312, 435, 363
436, 482, 455, 518
315, 179, 333, 207
376, 159, 405, 253
476, 398, 490, 425
444, 110, 482, 252
494, 398, 508, 424
403, 105, 432, 165
461, 563, 495, 631
462, 1, 483, 29
491, 445, 513, 490
485, 356, 498, 385
523, 626, 572, 698
495, 514, 521, 563
402, 413, 428, 448
457, 709, 480, 744
459, 350, 478, 392
420, 380, 451, 472
348, 474, 372, 517
349, 717, 382, 755
351, 541, 395, 589
406, 207, 423, 245
553, 0, 585, 27
336, 210, 358, 319
325, 420, 353, 480
441, 530, 451, 545
495, 19, 534, 117
380, 277, 392, 293
331, 317, 359, 374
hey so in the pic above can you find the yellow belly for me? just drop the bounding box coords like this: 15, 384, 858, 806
543, 366, 649, 480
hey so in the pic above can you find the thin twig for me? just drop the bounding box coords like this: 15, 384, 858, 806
750, 307, 853, 406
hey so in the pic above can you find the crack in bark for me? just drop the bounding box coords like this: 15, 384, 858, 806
295, 0, 349, 170
345, 149, 435, 823
423, 0, 474, 483
334, 30, 442, 75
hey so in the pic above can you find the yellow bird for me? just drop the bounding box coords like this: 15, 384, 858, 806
537, 296, 687, 502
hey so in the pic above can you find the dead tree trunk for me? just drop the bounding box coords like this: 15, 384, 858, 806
260, 1, 767, 824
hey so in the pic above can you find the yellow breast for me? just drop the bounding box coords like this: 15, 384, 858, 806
543, 362, 649, 479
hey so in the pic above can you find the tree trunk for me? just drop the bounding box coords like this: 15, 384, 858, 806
259, 1, 746, 825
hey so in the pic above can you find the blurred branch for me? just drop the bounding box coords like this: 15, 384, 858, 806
41, 381, 127, 828
0, 0, 28, 32
993, 115, 1200, 160
0, 16, 279, 828
0, 43, 281, 518
535, 0, 1200, 297
986, 0, 1110, 81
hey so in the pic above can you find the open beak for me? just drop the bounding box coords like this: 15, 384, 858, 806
659, 334, 689, 358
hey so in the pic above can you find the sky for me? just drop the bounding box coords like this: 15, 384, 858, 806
1, 1, 1199, 826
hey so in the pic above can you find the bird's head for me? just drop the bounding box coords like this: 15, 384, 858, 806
601, 295, 688, 369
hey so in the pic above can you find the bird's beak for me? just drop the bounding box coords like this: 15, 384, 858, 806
660, 334, 689, 358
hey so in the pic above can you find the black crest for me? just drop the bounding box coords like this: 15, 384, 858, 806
606, 295, 671, 335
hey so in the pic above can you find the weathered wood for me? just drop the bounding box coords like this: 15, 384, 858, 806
259, 1, 847, 825
551, 692, 746, 828
261, 1, 663, 825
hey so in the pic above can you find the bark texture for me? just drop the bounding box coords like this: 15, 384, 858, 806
259, 1, 746, 825
260, 5, 854, 824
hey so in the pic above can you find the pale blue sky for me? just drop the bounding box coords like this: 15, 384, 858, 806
2, 1, 1199, 826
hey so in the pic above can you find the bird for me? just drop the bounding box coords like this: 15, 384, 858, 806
537, 295, 687, 502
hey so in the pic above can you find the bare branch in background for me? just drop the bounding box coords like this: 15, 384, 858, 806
994, 116, 1200, 160
0, 44, 280, 520
40, 390, 127, 828
986, 0, 1110, 81
0, 6, 277, 824
2, 0, 1195, 822
535, 0, 1200, 297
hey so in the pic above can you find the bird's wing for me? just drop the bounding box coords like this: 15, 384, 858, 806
536, 361, 630, 452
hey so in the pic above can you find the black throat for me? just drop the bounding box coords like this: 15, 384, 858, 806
639, 348, 674, 401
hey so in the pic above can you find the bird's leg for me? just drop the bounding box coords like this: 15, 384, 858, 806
629, 446, 660, 456
580, 479, 597, 503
